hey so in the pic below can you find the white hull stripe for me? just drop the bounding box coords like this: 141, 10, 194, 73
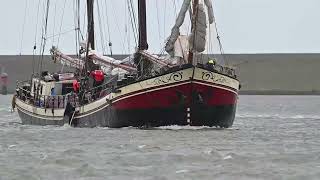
193, 81, 238, 95
17, 106, 63, 121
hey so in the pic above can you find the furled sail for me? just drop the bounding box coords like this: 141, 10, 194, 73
165, 0, 191, 56
204, 0, 214, 24
165, 0, 215, 56
189, 3, 207, 53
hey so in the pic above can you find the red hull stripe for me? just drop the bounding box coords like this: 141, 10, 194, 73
113, 82, 238, 110
112, 80, 191, 102
112, 79, 238, 104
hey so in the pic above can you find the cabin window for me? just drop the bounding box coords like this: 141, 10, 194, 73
62, 83, 73, 95
53, 83, 73, 95
54, 83, 63, 95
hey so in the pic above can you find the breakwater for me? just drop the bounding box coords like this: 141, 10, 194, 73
1, 54, 319, 94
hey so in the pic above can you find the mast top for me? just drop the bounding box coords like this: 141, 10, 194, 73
138, 0, 148, 50
87, 0, 95, 50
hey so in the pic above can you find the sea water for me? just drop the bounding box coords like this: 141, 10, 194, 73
0, 95, 319, 180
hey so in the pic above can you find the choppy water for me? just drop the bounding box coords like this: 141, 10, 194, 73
0, 95, 319, 180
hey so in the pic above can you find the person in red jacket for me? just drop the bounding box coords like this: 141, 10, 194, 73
90, 69, 105, 99
72, 80, 80, 93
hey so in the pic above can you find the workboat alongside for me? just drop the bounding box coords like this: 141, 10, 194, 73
14, 0, 240, 128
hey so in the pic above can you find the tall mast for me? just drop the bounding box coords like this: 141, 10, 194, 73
87, 0, 95, 50
138, 0, 148, 50
135, 0, 151, 77
188, 0, 199, 64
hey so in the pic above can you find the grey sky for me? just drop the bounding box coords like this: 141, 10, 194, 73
1, 0, 320, 55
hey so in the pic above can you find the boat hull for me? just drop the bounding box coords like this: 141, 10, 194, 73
16, 66, 240, 128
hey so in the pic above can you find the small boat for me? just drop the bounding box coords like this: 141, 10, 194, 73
0, 64, 8, 95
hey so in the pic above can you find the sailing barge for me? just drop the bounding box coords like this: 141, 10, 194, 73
14, 0, 240, 128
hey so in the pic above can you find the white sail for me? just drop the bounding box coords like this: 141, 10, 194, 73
165, 0, 192, 56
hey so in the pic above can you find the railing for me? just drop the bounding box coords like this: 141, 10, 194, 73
15, 85, 79, 109
196, 63, 237, 79
15, 78, 116, 109
80, 76, 118, 104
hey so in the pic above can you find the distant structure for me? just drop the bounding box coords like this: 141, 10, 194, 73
0, 65, 8, 95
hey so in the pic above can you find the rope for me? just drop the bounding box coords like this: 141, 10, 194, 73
19, 0, 28, 55
127, 0, 138, 46
47, 28, 78, 39
211, 2, 229, 65
38, 0, 51, 73
57, 0, 68, 47
52, 0, 58, 46
97, 0, 106, 54
103, 0, 112, 55
109, 1, 127, 54
73, 0, 80, 57
156, 0, 162, 42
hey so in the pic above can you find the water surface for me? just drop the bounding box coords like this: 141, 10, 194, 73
0, 95, 319, 180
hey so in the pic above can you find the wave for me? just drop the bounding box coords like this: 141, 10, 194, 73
236, 113, 320, 119
154, 125, 238, 130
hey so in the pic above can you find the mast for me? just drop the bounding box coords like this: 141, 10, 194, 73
84, 0, 98, 73
138, 0, 148, 50
188, 0, 199, 65
87, 0, 95, 50
135, 0, 151, 77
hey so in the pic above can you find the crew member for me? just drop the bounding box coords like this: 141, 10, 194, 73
207, 59, 216, 69
90, 69, 105, 88
72, 80, 80, 93
90, 69, 105, 98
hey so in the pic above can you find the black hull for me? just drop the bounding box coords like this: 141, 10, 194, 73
72, 104, 236, 128
190, 104, 237, 128
18, 103, 236, 128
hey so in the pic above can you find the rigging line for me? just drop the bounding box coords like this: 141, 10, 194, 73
156, 0, 161, 41
77, 0, 81, 56
103, 0, 113, 55
211, 4, 229, 65
109, 1, 127, 54
96, 0, 106, 54
34, 0, 42, 46
73, 0, 79, 57
124, 0, 131, 54
172, 0, 178, 17
37, 0, 47, 73
126, 0, 136, 45
128, 0, 138, 45
39, 0, 51, 73
103, 0, 112, 46
57, 0, 68, 47
163, 0, 167, 40
77, 0, 81, 42
52, 0, 58, 46
34, 0, 46, 74
82, 2, 87, 38
46, 28, 78, 39
19, 0, 28, 55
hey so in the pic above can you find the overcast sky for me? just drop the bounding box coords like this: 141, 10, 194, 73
1, 0, 320, 55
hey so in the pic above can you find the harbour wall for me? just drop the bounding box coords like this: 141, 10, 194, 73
0, 54, 319, 95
